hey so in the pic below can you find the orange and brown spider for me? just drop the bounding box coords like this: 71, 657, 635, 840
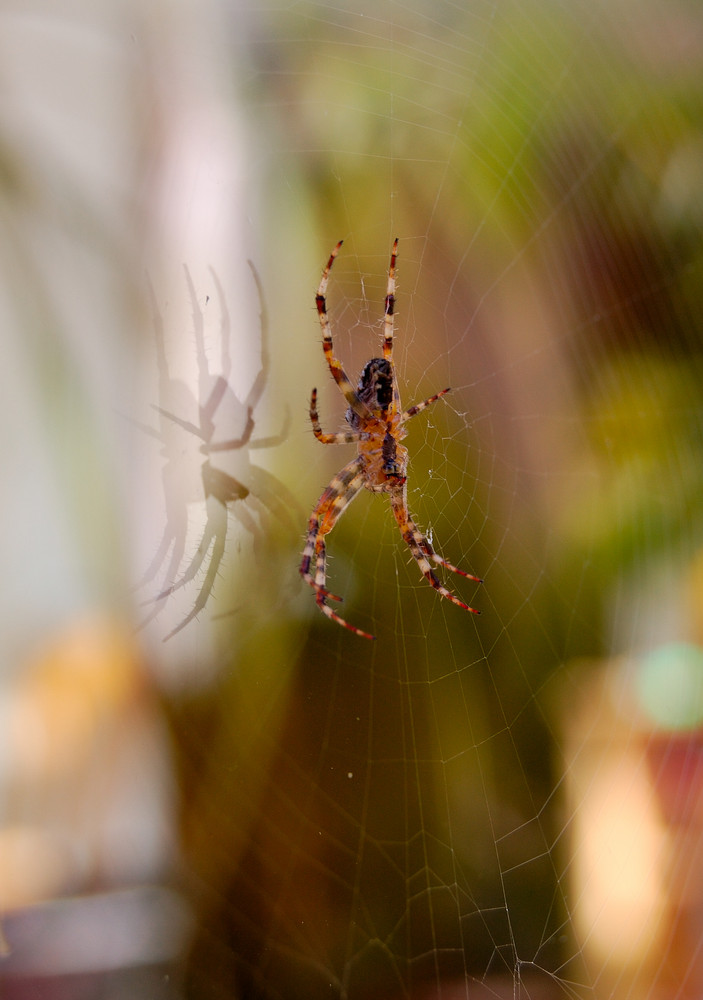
300, 239, 482, 639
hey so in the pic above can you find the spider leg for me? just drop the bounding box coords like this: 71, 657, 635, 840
244, 464, 302, 531
309, 387, 365, 445
209, 267, 233, 382
313, 539, 375, 640
183, 265, 220, 401
207, 407, 255, 452
383, 238, 398, 360
402, 387, 451, 422
149, 462, 246, 604
300, 457, 362, 589
300, 457, 374, 639
153, 507, 218, 604
249, 403, 291, 449
136, 460, 189, 601
316, 241, 371, 422
300, 456, 363, 587
244, 260, 269, 413
153, 405, 205, 440
136, 513, 188, 630
390, 493, 481, 615
137, 510, 185, 590
149, 540, 215, 634
312, 544, 374, 641
161, 498, 228, 640
200, 374, 228, 435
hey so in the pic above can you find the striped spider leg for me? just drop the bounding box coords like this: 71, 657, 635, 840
300, 240, 481, 639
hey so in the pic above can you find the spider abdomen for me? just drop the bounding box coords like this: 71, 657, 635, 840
356, 357, 396, 414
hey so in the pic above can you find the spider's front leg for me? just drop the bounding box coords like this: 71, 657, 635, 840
309, 387, 365, 445
383, 237, 398, 360
402, 387, 452, 422
316, 241, 372, 423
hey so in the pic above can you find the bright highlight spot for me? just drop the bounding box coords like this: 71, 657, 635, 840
636, 642, 703, 730
571, 750, 666, 967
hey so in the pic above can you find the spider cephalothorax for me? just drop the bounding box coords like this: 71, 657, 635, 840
300, 239, 481, 639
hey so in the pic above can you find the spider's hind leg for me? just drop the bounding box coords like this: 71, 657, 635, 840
316, 589, 375, 641
299, 457, 374, 638
390, 495, 481, 615
300, 531, 374, 639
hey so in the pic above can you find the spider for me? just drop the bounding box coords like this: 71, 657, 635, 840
300, 239, 481, 639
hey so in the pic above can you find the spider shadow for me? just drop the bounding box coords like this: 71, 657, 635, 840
136, 263, 299, 640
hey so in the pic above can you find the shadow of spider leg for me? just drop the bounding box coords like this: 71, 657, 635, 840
135, 429, 190, 596
156, 432, 302, 639
210, 409, 300, 539
132, 282, 202, 631
240, 463, 300, 539
155, 461, 251, 640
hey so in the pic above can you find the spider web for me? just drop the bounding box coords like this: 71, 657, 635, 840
132, 1, 703, 997
3, 0, 701, 996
